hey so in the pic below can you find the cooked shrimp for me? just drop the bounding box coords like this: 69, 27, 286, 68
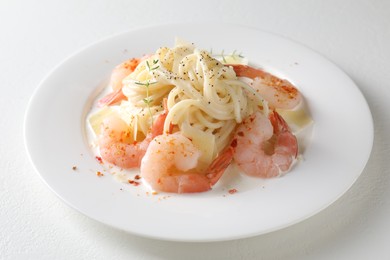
97, 108, 168, 169
233, 110, 298, 178
98, 115, 150, 168
97, 88, 127, 107
110, 58, 141, 91
230, 64, 302, 110
140, 133, 234, 193
98, 58, 141, 107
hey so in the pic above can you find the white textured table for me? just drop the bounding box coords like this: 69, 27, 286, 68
1, 0, 389, 259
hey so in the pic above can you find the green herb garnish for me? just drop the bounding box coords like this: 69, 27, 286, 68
135, 80, 157, 123
146, 59, 160, 71
135, 59, 160, 124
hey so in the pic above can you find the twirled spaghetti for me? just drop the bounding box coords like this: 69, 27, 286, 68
117, 40, 266, 168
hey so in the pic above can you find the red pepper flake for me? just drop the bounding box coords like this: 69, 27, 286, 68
96, 171, 104, 177
128, 180, 140, 186
157, 195, 171, 201
95, 156, 103, 164
228, 189, 238, 194
134, 175, 141, 180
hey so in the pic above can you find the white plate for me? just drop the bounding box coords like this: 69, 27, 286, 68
24, 23, 373, 242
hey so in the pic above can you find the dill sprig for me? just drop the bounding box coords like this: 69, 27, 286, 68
231, 50, 244, 60
221, 50, 227, 63
146, 59, 159, 71
135, 58, 160, 125
135, 80, 157, 124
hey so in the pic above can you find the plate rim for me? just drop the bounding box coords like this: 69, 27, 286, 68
24, 22, 374, 242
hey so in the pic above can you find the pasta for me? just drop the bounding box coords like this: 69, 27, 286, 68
89, 39, 303, 193
118, 40, 266, 167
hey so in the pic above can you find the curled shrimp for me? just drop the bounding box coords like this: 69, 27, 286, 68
140, 133, 234, 193
98, 58, 141, 107
110, 58, 141, 91
97, 108, 168, 169
230, 64, 302, 110
233, 110, 298, 178
98, 115, 149, 168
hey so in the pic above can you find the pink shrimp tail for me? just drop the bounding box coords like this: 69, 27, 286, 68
206, 146, 235, 185
150, 113, 166, 138
269, 111, 298, 158
97, 88, 127, 107
175, 146, 234, 193
151, 98, 174, 138
229, 64, 268, 78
